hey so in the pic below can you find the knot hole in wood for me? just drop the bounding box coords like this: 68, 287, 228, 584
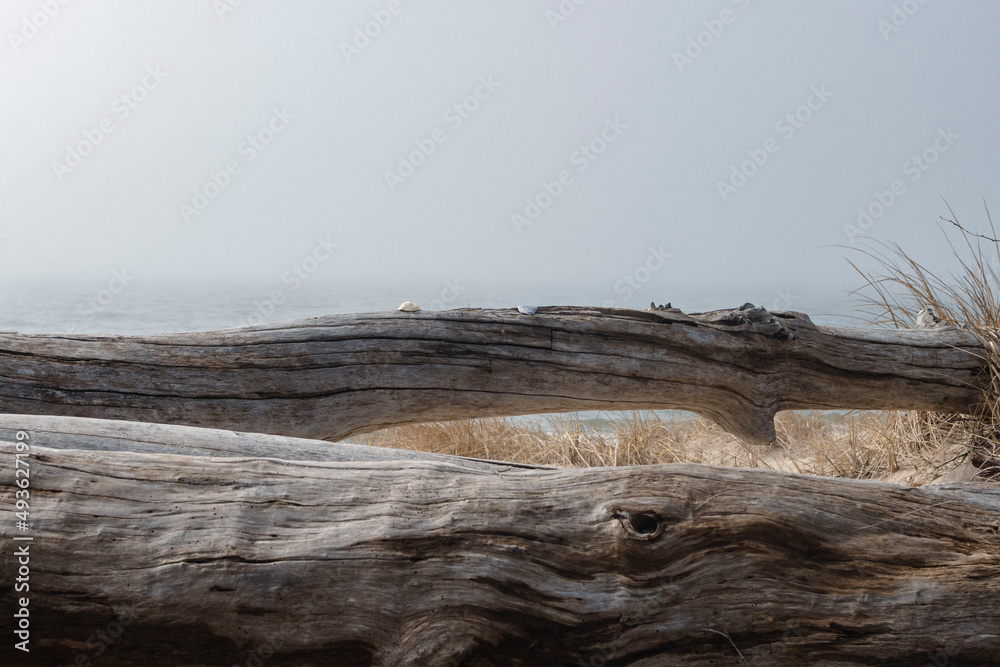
612, 508, 667, 540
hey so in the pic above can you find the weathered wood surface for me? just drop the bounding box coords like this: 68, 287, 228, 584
2, 435, 998, 666
0, 414, 546, 473
0, 305, 986, 445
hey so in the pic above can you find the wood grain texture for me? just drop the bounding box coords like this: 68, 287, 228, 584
0, 413, 545, 472
0, 305, 986, 445
2, 438, 997, 666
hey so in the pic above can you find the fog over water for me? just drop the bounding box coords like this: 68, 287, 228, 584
2, 2, 999, 331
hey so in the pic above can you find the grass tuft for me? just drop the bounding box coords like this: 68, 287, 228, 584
848, 201, 1000, 482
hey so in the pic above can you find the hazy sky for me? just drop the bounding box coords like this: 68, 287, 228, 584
3, 1, 999, 316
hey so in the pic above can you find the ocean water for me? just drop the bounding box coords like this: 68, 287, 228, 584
1, 283, 863, 335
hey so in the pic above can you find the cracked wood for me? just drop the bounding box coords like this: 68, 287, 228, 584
1, 432, 997, 666
0, 305, 986, 445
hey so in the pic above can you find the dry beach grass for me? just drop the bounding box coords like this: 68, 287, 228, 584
356, 410, 988, 485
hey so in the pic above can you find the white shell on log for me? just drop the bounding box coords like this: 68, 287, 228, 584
916, 306, 942, 329
397, 302, 422, 312
517, 306, 538, 315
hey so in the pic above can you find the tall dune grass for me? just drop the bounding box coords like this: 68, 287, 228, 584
848, 202, 1000, 482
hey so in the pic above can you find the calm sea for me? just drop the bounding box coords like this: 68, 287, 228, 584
1, 284, 863, 335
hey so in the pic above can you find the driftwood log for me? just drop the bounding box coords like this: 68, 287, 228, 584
0, 305, 986, 445
0, 416, 998, 666
0, 414, 544, 473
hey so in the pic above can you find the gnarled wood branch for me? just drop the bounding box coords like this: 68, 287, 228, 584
0, 304, 986, 445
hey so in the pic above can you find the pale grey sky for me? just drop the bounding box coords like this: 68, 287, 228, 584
3, 1, 999, 318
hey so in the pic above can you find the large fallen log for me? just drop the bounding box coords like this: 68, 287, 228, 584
0, 305, 986, 445
1, 419, 997, 666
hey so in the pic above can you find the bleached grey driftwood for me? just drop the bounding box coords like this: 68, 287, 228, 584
0, 305, 985, 445
0, 413, 543, 472
3, 436, 997, 666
